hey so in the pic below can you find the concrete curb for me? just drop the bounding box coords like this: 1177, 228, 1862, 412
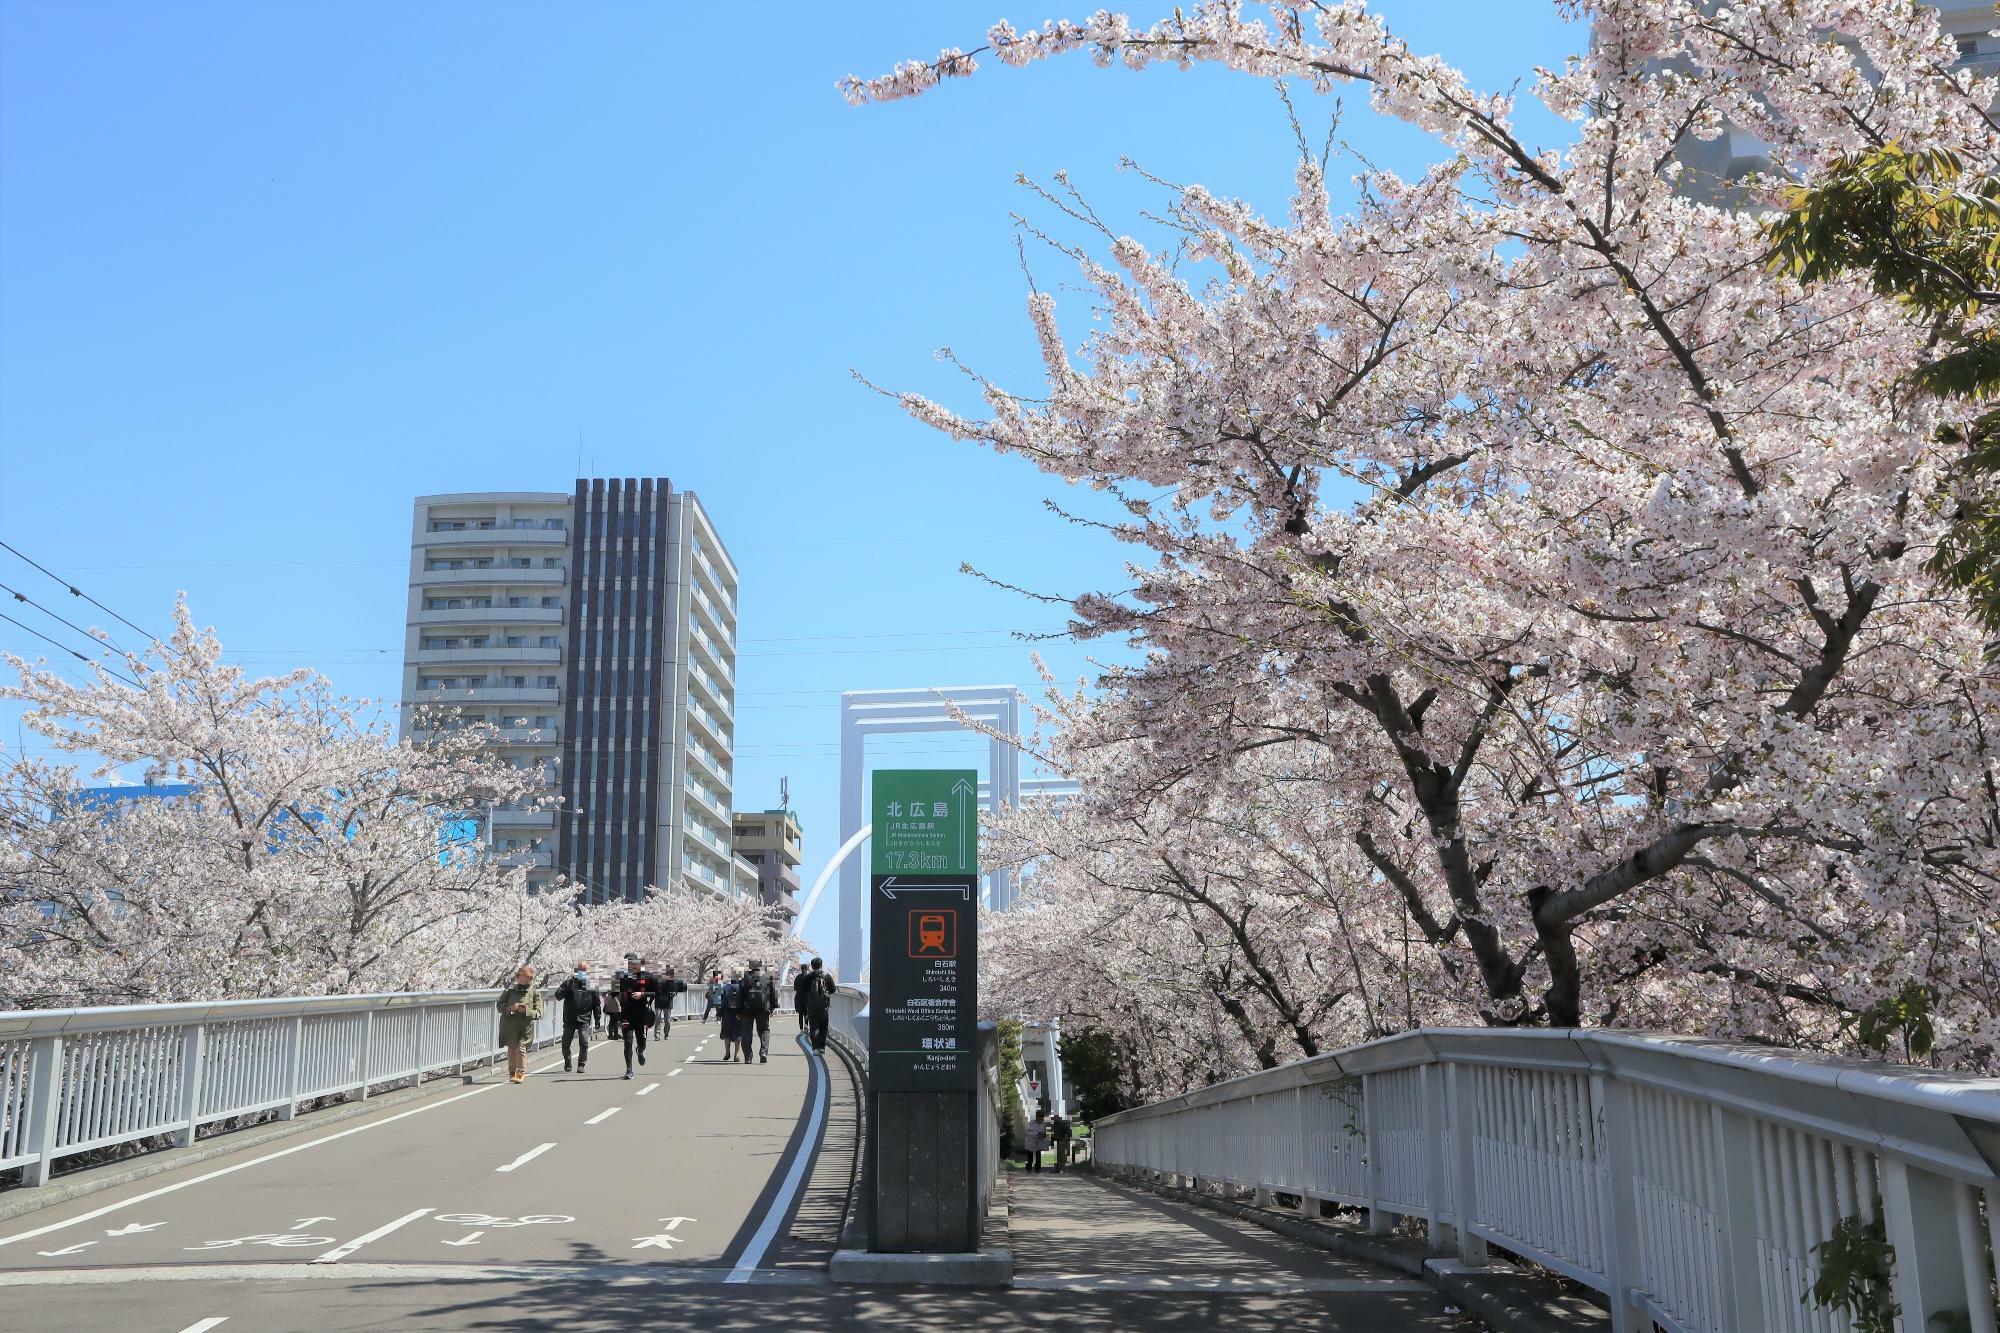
1102, 1170, 1608, 1333
0, 1066, 502, 1226
829, 1245, 1016, 1286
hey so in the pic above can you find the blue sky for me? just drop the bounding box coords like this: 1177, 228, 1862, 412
0, 1, 1581, 952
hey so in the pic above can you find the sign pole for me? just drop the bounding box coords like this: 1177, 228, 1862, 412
867, 769, 981, 1253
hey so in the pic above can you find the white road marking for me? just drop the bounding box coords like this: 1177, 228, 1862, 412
312, 1207, 434, 1264
104, 1222, 165, 1236
636, 1083, 659, 1096
36, 1242, 94, 1256
177, 1320, 230, 1333
667, 1069, 684, 1078
292, 1217, 335, 1228
584, 1106, 623, 1125
0, 1064, 552, 1249
632, 1232, 680, 1250
0, 1260, 828, 1286
494, 1142, 557, 1173
441, 1231, 484, 1247
725, 1035, 827, 1283
683, 1055, 698, 1063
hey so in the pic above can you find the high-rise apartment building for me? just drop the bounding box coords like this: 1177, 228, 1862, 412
731, 808, 803, 926
400, 481, 756, 904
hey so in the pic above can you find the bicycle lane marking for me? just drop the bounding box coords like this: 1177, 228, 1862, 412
0, 1054, 567, 1252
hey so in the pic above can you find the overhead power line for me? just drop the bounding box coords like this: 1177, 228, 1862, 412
0, 611, 140, 687
0, 541, 160, 644
0, 578, 130, 657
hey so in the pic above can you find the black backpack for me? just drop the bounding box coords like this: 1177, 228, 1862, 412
739, 974, 771, 1015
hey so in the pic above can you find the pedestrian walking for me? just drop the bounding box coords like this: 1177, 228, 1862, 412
617, 954, 661, 1080
604, 969, 624, 1040
655, 965, 688, 1040
799, 957, 835, 1053
497, 965, 542, 1085
1025, 1109, 1048, 1172
1051, 1112, 1073, 1173
554, 961, 601, 1073
792, 965, 813, 1030
718, 971, 741, 1061
703, 971, 725, 1023
736, 961, 778, 1063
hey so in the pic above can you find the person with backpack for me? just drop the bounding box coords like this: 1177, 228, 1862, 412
703, 971, 725, 1024
1050, 1112, 1074, 1172
734, 960, 778, 1063
798, 957, 835, 1053
554, 961, 602, 1073
718, 971, 741, 1062
616, 954, 661, 1080
604, 968, 624, 1041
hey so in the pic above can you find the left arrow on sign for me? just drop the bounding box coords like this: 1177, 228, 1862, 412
878, 877, 972, 901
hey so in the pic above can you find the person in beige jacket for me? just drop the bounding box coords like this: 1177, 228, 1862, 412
496, 965, 543, 1084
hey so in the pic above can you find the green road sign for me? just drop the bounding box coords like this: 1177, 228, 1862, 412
870, 769, 978, 1092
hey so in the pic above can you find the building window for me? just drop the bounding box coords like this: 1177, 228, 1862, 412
537, 674, 558, 688
539, 636, 559, 648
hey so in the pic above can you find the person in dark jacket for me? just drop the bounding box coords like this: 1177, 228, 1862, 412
555, 962, 602, 1073
616, 957, 661, 1080
654, 965, 688, 1041
735, 961, 779, 1064
718, 972, 741, 1061
798, 957, 835, 1053
703, 971, 725, 1023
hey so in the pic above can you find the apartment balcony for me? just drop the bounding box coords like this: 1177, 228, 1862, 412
687, 663, 733, 718
491, 726, 560, 744
1959, 49, 2000, 71
414, 606, 563, 627
685, 738, 731, 786
691, 585, 733, 639
491, 808, 557, 830
691, 546, 736, 605
422, 527, 567, 548
413, 565, 567, 589
687, 698, 731, 750
497, 848, 554, 869
413, 646, 563, 667
417, 686, 560, 706
684, 776, 729, 823
690, 626, 733, 679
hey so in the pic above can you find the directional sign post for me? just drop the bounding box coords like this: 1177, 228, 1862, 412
868, 769, 981, 1253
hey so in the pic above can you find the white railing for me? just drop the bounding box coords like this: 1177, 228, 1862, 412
0, 988, 573, 1189
1091, 1029, 2000, 1333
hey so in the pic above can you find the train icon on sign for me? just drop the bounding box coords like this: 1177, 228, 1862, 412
908, 908, 957, 959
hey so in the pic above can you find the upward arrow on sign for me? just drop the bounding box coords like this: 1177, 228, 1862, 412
952, 778, 975, 865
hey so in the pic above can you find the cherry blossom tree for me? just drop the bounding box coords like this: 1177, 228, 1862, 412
0, 599, 560, 1007
575, 882, 811, 984
853, 2, 2000, 1069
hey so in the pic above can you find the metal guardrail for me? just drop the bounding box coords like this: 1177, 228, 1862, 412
0, 988, 567, 1188
1091, 1028, 2000, 1333
0, 982, 761, 1190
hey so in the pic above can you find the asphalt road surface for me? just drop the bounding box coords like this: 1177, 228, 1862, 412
0, 1018, 830, 1330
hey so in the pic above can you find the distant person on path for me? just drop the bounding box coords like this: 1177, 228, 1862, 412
555, 962, 601, 1074
800, 957, 835, 1053
604, 969, 624, 1040
1051, 1112, 1073, 1173
792, 965, 814, 1030
718, 971, 741, 1061
736, 961, 778, 1063
617, 954, 661, 1080
497, 965, 542, 1085
1025, 1109, 1048, 1173
655, 965, 688, 1041
703, 971, 725, 1023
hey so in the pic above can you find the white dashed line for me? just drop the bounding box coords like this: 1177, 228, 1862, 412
584, 1106, 623, 1126
668, 1069, 684, 1078
495, 1142, 557, 1173
636, 1083, 659, 1096
177, 1320, 230, 1333
312, 1207, 434, 1264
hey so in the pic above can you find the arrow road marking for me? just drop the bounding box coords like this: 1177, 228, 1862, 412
291, 1217, 334, 1229
442, 1232, 484, 1247
658, 1216, 697, 1229
631, 1233, 679, 1251
104, 1222, 166, 1236
877, 877, 973, 901
495, 1143, 556, 1173
36, 1242, 95, 1256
